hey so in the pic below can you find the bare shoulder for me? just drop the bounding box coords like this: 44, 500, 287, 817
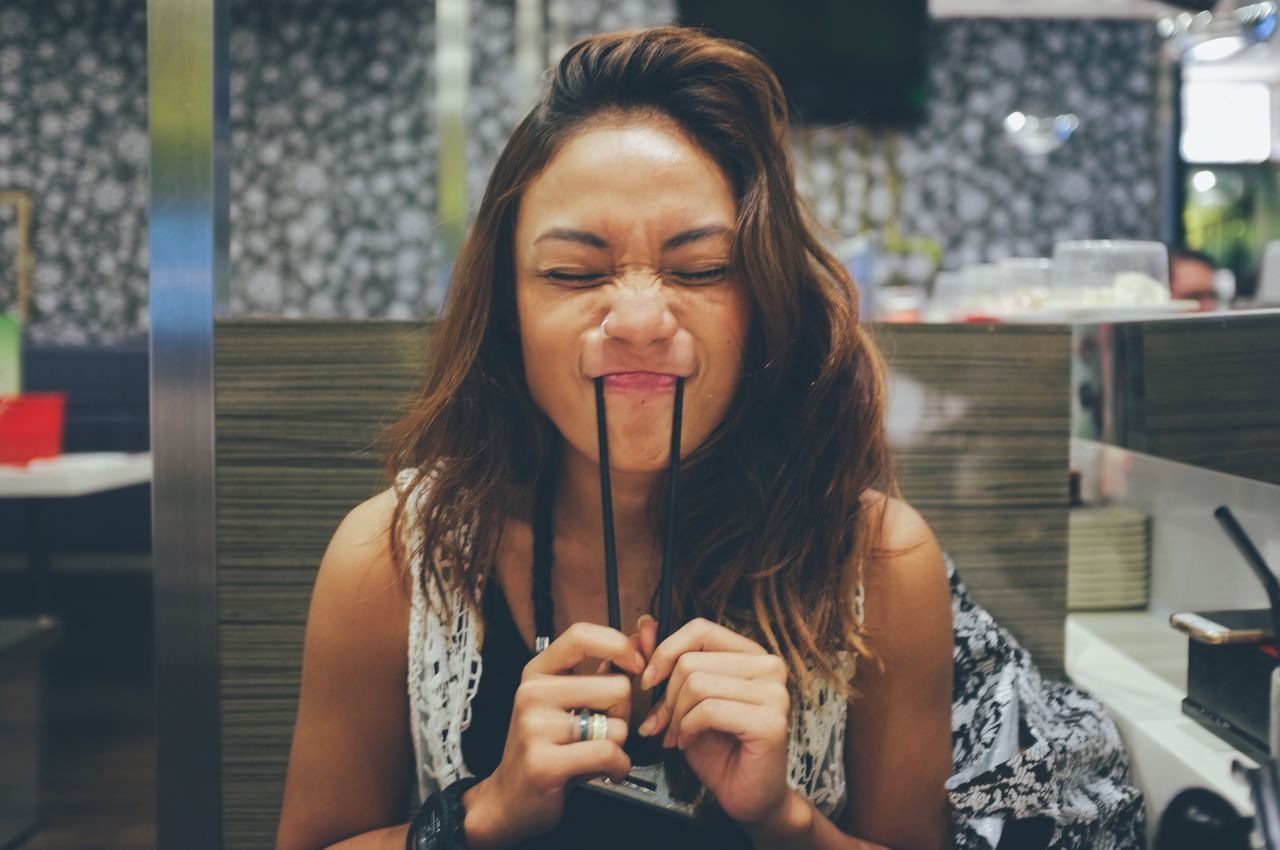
303, 485, 411, 688
857, 490, 951, 658
302, 483, 410, 694
318, 486, 410, 601
860, 490, 946, 585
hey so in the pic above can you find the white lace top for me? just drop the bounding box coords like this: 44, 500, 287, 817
397, 468, 853, 822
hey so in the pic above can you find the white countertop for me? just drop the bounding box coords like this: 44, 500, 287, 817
1066, 611, 1257, 841
0, 452, 152, 498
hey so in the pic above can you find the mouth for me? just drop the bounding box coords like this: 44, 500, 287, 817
599, 371, 681, 391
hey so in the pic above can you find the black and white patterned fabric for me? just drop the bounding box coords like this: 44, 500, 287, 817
946, 556, 1146, 849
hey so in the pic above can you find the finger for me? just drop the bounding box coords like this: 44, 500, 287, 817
515, 674, 633, 718
553, 740, 633, 785
668, 652, 787, 695
596, 626, 649, 675
641, 618, 766, 689
640, 653, 786, 736
524, 621, 646, 678
675, 699, 787, 751
660, 671, 781, 749
636, 614, 658, 660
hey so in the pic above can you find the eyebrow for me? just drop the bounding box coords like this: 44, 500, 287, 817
531, 225, 732, 251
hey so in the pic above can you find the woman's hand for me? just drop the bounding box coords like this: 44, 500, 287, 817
466, 622, 647, 847
634, 618, 792, 828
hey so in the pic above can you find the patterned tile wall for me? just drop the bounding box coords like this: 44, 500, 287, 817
0, 0, 148, 344
0, 1, 1161, 344
0, 0, 437, 344
791, 19, 1162, 282
230, 0, 438, 321
465, 0, 677, 208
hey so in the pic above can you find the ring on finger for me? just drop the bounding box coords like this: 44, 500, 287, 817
570, 708, 590, 743
589, 712, 609, 741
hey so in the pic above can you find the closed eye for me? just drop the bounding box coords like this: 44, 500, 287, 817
541, 267, 731, 286
670, 266, 730, 285
544, 270, 607, 286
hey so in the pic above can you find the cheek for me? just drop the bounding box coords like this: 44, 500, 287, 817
712, 293, 750, 373
691, 299, 750, 419
515, 287, 584, 407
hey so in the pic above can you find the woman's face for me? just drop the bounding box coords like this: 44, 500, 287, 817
514, 117, 750, 473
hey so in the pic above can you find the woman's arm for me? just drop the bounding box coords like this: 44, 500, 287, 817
749, 497, 953, 850
276, 488, 416, 850
840, 497, 954, 849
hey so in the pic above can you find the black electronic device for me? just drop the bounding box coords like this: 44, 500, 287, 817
1161, 0, 1219, 10
1178, 508, 1280, 762
1183, 638, 1280, 762
677, 0, 928, 127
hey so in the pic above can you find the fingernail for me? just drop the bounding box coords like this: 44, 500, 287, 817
638, 716, 654, 736
641, 667, 653, 689
638, 614, 655, 628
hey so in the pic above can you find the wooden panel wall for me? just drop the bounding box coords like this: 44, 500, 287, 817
876, 323, 1072, 678
1138, 313, 1280, 486
215, 319, 1070, 846
216, 320, 432, 849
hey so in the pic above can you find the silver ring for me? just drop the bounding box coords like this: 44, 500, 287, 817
573, 708, 590, 742
590, 712, 609, 742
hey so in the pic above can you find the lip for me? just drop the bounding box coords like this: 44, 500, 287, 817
600, 371, 680, 391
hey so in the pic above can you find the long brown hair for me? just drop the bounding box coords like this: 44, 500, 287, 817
382, 26, 891, 701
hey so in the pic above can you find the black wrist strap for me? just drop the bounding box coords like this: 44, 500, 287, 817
406, 776, 482, 850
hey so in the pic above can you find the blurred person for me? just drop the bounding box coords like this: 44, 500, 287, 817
1170, 247, 1219, 311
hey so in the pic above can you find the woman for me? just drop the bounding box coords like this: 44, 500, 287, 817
277, 27, 954, 850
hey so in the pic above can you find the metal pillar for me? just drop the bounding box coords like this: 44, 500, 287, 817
147, 0, 229, 847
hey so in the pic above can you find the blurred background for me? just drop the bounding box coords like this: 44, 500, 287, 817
3, 0, 1280, 848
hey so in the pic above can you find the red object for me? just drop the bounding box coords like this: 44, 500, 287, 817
0, 393, 66, 465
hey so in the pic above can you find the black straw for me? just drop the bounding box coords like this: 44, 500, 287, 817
595, 377, 621, 631
1214, 506, 1280, 641
653, 378, 684, 706
594, 376, 693, 774
658, 378, 684, 643
652, 387, 696, 787
531, 440, 558, 642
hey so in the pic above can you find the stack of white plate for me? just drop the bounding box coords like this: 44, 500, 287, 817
1068, 506, 1151, 611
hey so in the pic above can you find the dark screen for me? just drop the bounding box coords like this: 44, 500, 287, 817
677, 0, 929, 127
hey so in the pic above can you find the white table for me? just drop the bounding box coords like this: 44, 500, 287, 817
0, 452, 152, 612
0, 452, 152, 497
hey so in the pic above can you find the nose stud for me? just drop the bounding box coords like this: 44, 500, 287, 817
601, 317, 611, 338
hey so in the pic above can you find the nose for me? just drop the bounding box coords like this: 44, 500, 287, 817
603, 274, 678, 347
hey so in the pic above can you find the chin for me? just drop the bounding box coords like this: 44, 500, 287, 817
597, 435, 672, 473
608, 453, 672, 474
